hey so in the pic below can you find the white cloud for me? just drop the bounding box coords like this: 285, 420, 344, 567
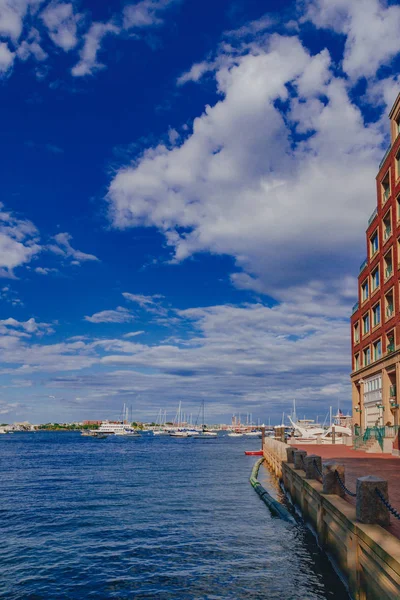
107, 33, 382, 303
48, 232, 99, 264
0, 41, 14, 73
84, 307, 134, 324
0, 317, 53, 336
0, 202, 41, 277
123, 330, 145, 338
0, 299, 352, 421
34, 266, 58, 275
302, 0, 400, 80
122, 292, 163, 307
123, 0, 178, 29
40, 1, 81, 51
71, 21, 119, 77
0, 0, 41, 41
16, 27, 47, 61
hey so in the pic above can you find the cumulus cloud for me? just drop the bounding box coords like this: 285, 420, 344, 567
108, 32, 382, 306
84, 307, 134, 324
0, 41, 14, 74
0, 203, 41, 277
301, 0, 400, 80
48, 232, 99, 264
0, 317, 53, 336
0, 0, 42, 41
16, 27, 47, 62
71, 21, 119, 77
0, 0, 182, 79
40, 1, 81, 51
123, 0, 179, 29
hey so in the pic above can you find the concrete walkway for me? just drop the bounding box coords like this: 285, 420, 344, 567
295, 444, 400, 539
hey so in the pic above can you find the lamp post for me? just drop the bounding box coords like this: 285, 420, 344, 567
358, 379, 364, 434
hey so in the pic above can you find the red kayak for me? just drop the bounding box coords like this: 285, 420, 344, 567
244, 450, 263, 456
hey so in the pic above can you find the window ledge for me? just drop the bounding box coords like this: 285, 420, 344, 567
382, 194, 391, 207
371, 286, 380, 297
383, 234, 392, 245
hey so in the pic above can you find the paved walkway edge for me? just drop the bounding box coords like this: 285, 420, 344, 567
264, 438, 400, 600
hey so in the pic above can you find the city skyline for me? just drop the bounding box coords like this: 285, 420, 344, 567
1, 0, 400, 423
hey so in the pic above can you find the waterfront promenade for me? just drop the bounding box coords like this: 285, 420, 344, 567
295, 444, 400, 539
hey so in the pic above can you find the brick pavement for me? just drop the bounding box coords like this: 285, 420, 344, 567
295, 444, 400, 539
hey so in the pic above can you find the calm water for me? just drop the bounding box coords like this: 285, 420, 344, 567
0, 432, 349, 599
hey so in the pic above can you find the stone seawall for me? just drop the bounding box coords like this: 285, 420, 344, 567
263, 438, 400, 600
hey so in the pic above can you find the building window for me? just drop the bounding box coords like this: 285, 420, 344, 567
371, 266, 380, 292
385, 288, 394, 320
370, 230, 379, 257
387, 330, 395, 354
372, 302, 381, 327
363, 312, 370, 335
354, 353, 360, 371
396, 150, 400, 181
382, 172, 391, 204
383, 210, 392, 243
353, 321, 360, 344
373, 339, 382, 361
363, 346, 371, 366
384, 248, 393, 281
361, 279, 369, 302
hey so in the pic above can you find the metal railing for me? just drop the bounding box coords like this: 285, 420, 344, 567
368, 207, 378, 226
379, 144, 391, 170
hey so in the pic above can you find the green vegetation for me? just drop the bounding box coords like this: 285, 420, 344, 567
37, 423, 99, 431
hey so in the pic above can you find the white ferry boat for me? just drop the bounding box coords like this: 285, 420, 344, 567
91, 421, 140, 436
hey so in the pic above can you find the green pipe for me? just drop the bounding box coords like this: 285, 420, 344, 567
250, 458, 294, 523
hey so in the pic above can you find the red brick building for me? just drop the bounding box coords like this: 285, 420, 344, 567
351, 94, 400, 433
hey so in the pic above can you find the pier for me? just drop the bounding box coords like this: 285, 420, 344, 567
262, 436, 400, 599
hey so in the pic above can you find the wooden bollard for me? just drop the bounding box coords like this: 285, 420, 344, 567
286, 447, 298, 463
294, 450, 307, 470
356, 476, 390, 525
303, 454, 322, 480
322, 461, 345, 498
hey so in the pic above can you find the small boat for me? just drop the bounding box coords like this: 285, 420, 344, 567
244, 431, 260, 437
228, 432, 244, 437
170, 430, 191, 438
244, 450, 263, 456
115, 430, 140, 437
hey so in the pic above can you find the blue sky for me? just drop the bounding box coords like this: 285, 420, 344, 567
1, 0, 400, 424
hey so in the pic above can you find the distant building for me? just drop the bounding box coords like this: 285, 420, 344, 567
351, 93, 400, 433
83, 420, 102, 426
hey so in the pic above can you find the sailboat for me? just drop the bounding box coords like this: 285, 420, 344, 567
152, 409, 170, 435
194, 401, 217, 438
113, 404, 140, 436
169, 402, 192, 437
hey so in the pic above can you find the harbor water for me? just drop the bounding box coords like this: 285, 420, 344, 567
0, 432, 349, 599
